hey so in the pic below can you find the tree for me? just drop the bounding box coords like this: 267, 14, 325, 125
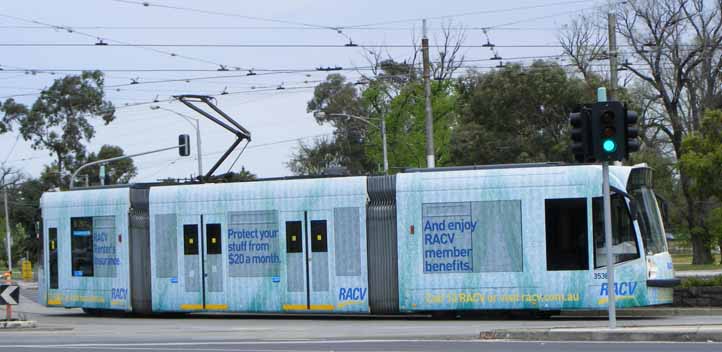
209, 167, 257, 182
615, 0, 722, 264
450, 61, 593, 165
680, 110, 722, 261
289, 137, 349, 176
289, 73, 379, 175
1, 71, 115, 188
0, 166, 33, 268
364, 79, 457, 170
563, 0, 722, 264
73, 145, 138, 186
292, 25, 467, 176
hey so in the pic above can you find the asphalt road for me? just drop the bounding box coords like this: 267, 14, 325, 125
2, 289, 722, 351
1, 340, 722, 352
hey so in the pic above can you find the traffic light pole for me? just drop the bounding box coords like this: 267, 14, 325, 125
598, 87, 617, 329
602, 161, 617, 329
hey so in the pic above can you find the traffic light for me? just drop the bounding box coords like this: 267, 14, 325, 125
591, 101, 625, 161
569, 107, 593, 162
179, 134, 191, 156
624, 107, 640, 158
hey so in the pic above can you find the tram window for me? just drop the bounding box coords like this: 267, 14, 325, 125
592, 195, 641, 267
71, 217, 94, 277
49, 227, 58, 289
545, 198, 589, 271
92, 216, 117, 278
206, 223, 222, 255
311, 220, 328, 252
334, 207, 361, 276
154, 214, 178, 278
286, 221, 303, 253
183, 224, 199, 255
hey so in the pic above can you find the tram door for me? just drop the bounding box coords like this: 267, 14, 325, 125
282, 210, 333, 311
180, 214, 227, 311
45, 219, 60, 305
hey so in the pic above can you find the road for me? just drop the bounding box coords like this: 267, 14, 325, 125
1, 288, 721, 351
2, 339, 722, 352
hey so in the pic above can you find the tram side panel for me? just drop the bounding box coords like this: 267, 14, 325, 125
396, 166, 649, 312
148, 177, 370, 313
40, 188, 132, 311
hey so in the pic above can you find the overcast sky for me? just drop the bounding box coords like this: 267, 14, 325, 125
0, 0, 607, 181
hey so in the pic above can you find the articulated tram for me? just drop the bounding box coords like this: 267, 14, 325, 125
37, 163, 677, 315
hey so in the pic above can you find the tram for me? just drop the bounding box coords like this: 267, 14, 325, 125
37, 163, 678, 314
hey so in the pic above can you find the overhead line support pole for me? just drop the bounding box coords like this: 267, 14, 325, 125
607, 7, 618, 101
422, 19, 435, 168
3, 187, 11, 272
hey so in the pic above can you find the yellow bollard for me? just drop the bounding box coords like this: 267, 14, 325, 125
21, 259, 33, 281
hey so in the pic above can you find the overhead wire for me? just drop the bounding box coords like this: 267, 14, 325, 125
108, 0, 338, 31
0, 24, 566, 31
339, 0, 592, 28
0, 13, 238, 69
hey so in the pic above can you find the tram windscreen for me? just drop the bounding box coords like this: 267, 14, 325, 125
627, 167, 668, 255
632, 187, 668, 255
592, 194, 641, 267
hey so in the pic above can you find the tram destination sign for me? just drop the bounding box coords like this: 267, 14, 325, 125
0, 284, 20, 305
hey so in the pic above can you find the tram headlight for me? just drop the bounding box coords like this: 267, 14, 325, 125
647, 256, 658, 279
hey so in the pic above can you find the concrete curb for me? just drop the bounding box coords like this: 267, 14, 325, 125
480, 326, 722, 342
561, 307, 722, 317
0, 320, 37, 329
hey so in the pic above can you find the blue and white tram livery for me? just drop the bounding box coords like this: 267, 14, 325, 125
37, 163, 678, 314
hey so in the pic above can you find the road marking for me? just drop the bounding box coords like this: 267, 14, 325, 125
0, 339, 483, 348
3, 339, 720, 349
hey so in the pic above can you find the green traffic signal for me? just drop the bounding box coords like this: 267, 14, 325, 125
602, 138, 617, 153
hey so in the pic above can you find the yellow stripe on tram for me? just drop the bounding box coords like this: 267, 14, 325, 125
179, 304, 204, 311
205, 304, 228, 311
282, 304, 335, 311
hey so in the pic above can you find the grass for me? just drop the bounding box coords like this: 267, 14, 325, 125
672, 254, 722, 271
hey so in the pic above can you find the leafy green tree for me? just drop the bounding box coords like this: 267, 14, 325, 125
680, 110, 722, 261
210, 167, 257, 182
363, 79, 457, 170
1, 71, 115, 187
74, 145, 138, 186
0, 221, 27, 270
289, 74, 376, 175
289, 137, 346, 176
450, 61, 593, 165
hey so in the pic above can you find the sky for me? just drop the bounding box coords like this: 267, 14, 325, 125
0, 0, 609, 181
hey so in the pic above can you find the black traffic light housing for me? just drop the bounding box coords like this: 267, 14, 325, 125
591, 101, 626, 161
569, 101, 641, 163
569, 106, 593, 162
624, 107, 640, 158
179, 134, 191, 156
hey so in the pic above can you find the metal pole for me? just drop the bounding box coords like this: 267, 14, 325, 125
152, 107, 204, 180
607, 10, 618, 101
380, 115, 388, 174
99, 164, 106, 186
3, 187, 11, 272
602, 161, 616, 328
70, 144, 183, 189
600, 84, 617, 329
422, 19, 435, 168
195, 118, 203, 180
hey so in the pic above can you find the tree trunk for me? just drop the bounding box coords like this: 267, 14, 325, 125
57, 152, 63, 189
681, 171, 714, 264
